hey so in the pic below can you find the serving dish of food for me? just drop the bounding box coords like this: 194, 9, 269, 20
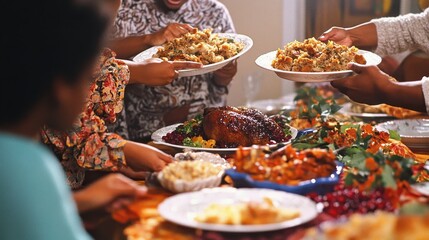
133, 28, 253, 77
303, 211, 429, 240
158, 188, 318, 232
340, 102, 421, 119
339, 102, 391, 118
174, 151, 231, 169
151, 106, 298, 153
377, 119, 429, 153
157, 161, 224, 193
255, 38, 381, 82
226, 145, 343, 195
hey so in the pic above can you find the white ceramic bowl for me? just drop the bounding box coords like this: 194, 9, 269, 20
174, 152, 231, 169
157, 169, 224, 193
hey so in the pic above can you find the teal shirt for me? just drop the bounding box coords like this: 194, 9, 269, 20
0, 133, 91, 240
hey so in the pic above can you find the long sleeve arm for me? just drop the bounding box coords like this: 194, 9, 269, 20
41, 49, 130, 188
422, 77, 429, 113
371, 8, 429, 56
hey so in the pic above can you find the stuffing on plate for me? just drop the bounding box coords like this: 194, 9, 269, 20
153, 28, 244, 65
161, 161, 222, 182
272, 38, 366, 72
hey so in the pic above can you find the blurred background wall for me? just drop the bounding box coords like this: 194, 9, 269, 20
219, 0, 303, 107
219, 0, 427, 107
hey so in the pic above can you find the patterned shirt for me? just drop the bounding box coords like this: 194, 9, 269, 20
111, 0, 235, 141
41, 49, 129, 189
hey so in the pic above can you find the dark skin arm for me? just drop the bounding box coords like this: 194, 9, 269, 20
331, 63, 426, 112
212, 60, 238, 86
124, 59, 202, 86
109, 23, 194, 59
319, 22, 378, 50
122, 141, 173, 172
73, 174, 147, 213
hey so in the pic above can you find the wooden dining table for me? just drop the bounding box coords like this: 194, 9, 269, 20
83, 128, 429, 240
84, 183, 336, 240
79, 142, 337, 240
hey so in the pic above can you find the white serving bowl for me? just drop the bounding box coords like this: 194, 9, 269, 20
157, 169, 224, 193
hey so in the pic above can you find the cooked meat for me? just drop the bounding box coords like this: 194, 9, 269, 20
202, 106, 285, 147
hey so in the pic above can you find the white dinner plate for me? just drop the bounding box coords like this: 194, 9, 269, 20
151, 123, 298, 154
249, 98, 295, 115
255, 50, 381, 82
377, 119, 429, 153
133, 33, 253, 77
158, 188, 318, 232
339, 103, 390, 118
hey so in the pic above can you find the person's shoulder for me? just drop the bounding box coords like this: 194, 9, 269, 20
120, 0, 154, 9
0, 133, 61, 176
0, 133, 49, 161
207, 0, 228, 11
423, 7, 429, 19
193, 0, 229, 12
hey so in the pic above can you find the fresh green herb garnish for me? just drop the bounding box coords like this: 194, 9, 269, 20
182, 137, 202, 147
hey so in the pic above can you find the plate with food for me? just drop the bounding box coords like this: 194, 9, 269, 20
340, 102, 422, 119
158, 188, 318, 232
255, 38, 381, 82
133, 29, 253, 77
151, 106, 298, 153
339, 102, 390, 118
376, 119, 429, 153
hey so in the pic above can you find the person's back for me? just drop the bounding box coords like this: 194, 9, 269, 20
0, 0, 109, 239
0, 133, 91, 240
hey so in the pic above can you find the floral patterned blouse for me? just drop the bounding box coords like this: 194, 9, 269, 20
110, 0, 235, 142
41, 49, 129, 189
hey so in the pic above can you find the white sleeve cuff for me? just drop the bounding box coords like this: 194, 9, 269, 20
422, 77, 429, 114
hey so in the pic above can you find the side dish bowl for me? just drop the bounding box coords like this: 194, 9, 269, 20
225, 162, 343, 195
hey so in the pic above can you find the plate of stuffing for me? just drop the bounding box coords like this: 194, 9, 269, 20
151, 106, 297, 154
133, 28, 253, 77
255, 38, 381, 82
158, 188, 318, 232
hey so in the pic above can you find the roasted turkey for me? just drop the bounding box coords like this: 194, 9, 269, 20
202, 106, 286, 147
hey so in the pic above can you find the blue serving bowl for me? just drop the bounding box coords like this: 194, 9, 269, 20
225, 161, 343, 195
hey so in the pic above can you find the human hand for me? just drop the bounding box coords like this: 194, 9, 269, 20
73, 173, 147, 213
128, 58, 202, 86
331, 63, 393, 105
147, 23, 194, 46
124, 141, 173, 172
119, 166, 149, 180
213, 60, 238, 86
319, 27, 353, 47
